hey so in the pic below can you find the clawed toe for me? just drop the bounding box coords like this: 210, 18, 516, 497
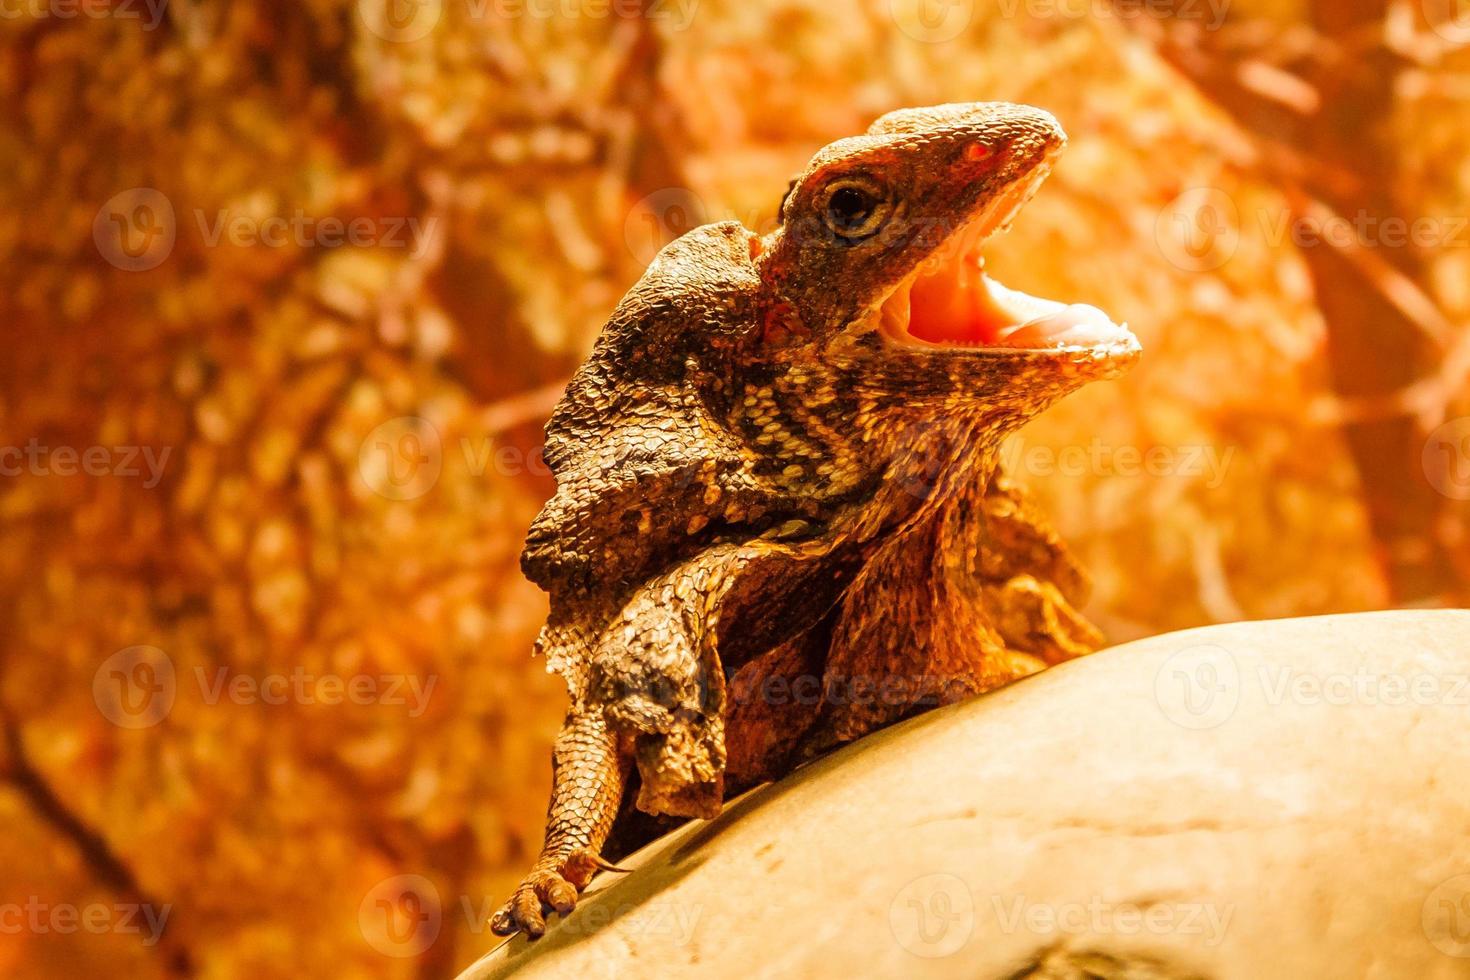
491, 885, 550, 938
490, 848, 621, 939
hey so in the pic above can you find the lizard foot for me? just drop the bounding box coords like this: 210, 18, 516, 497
489, 848, 629, 939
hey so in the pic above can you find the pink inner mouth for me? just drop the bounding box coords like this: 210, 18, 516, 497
877, 168, 1135, 353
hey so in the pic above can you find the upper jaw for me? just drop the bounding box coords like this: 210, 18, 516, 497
868, 156, 1138, 361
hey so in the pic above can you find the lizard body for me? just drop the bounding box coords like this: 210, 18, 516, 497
492, 102, 1139, 938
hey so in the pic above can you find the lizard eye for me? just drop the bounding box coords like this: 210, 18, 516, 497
820, 179, 891, 240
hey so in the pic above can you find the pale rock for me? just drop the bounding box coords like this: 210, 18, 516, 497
461, 610, 1470, 979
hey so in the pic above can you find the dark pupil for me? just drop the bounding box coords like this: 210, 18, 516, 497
828, 186, 874, 233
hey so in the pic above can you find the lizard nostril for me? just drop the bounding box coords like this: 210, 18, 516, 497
964, 143, 993, 162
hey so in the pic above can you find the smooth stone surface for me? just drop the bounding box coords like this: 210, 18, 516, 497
460, 610, 1470, 979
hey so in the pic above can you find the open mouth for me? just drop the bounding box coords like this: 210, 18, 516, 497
876, 166, 1136, 354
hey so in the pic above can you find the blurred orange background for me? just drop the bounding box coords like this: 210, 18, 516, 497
2, 0, 1468, 976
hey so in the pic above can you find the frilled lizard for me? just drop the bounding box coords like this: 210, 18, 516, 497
491, 102, 1139, 938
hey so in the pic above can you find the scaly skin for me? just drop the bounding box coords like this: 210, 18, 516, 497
492, 102, 1140, 939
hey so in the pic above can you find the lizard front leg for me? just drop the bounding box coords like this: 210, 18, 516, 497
491, 708, 630, 938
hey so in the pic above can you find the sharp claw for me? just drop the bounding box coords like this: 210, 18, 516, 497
590, 854, 632, 874
489, 910, 517, 937
564, 848, 627, 887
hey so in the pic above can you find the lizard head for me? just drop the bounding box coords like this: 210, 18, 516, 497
527, 103, 1139, 600
756, 101, 1138, 426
